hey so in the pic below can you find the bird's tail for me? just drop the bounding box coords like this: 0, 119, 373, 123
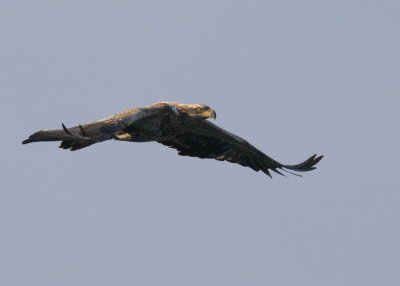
282, 154, 324, 175
22, 124, 95, 151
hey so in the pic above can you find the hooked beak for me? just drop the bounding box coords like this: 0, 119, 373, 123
200, 109, 217, 120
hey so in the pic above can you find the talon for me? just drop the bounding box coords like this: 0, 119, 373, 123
79, 124, 88, 137
62, 123, 73, 136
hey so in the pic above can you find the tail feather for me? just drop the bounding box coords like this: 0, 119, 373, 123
59, 138, 95, 151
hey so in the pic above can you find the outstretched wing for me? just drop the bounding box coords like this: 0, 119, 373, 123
158, 119, 323, 177
22, 107, 161, 150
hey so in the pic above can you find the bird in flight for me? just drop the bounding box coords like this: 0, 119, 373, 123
22, 102, 323, 178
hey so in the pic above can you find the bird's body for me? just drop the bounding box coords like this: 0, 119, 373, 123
22, 102, 323, 178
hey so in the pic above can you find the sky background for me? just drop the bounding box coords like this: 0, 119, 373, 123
1, 1, 399, 285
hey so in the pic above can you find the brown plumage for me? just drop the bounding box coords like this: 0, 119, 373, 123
22, 102, 323, 178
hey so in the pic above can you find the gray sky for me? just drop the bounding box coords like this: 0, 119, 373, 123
1, 1, 399, 285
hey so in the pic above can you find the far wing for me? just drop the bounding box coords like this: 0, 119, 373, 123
22, 107, 161, 150
158, 119, 322, 177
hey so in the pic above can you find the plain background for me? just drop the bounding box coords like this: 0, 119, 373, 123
1, 1, 399, 285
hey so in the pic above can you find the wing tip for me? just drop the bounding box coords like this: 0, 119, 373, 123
22, 138, 32, 144
283, 154, 324, 173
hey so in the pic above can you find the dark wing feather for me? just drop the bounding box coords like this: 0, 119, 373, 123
158, 119, 323, 178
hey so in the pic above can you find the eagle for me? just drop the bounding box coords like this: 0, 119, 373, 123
22, 102, 323, 178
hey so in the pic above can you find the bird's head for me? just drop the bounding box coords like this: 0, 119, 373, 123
171, 103, 217, 120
